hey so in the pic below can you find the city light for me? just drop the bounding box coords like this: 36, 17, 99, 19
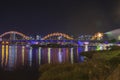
97, 32, 103, 38
91, 32, 103, 40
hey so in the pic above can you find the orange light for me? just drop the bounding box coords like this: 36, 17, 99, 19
97, 32, 103, 38
6, 41, 9, 44
2, 41, 4, 44
91, 32, 103, 40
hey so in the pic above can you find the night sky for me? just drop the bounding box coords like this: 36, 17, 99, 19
0, 0, 120, 36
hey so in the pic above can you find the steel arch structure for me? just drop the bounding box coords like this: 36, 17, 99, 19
42, 32, 74, 40
0, 31, 30, 40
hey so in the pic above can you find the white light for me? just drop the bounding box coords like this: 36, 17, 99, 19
84, 42, 89, 45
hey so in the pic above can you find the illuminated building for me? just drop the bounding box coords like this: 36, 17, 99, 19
105, 28, 120, 40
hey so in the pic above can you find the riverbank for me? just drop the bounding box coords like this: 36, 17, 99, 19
39, 46, 120, 80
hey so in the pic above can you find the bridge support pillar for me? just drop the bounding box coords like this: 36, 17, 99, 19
29, 47, 32, 67
84, 42, 89, 52
38, 47, 41, 65
22, 46, 25, 65
70, 48, 74, 64
58, 48, 62, 63
48, 48, 51, 64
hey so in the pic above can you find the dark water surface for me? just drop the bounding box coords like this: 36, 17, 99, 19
0, 44, 81, 70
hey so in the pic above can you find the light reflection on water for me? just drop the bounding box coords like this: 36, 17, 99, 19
0, 44, 80, 70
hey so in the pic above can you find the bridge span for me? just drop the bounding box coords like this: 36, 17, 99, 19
0, 30, 118, 51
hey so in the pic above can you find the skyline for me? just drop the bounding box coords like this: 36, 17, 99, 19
0, 0, 120, 35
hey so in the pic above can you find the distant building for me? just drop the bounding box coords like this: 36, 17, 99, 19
105, 28, 120, 40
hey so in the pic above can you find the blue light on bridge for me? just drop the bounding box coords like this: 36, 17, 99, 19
30, 40, 39, 44
104, 41, 108, 44
78, 41, 83, 46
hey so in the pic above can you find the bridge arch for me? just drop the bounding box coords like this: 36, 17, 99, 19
42, 32, 74, 40
0, 31, 30, 40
